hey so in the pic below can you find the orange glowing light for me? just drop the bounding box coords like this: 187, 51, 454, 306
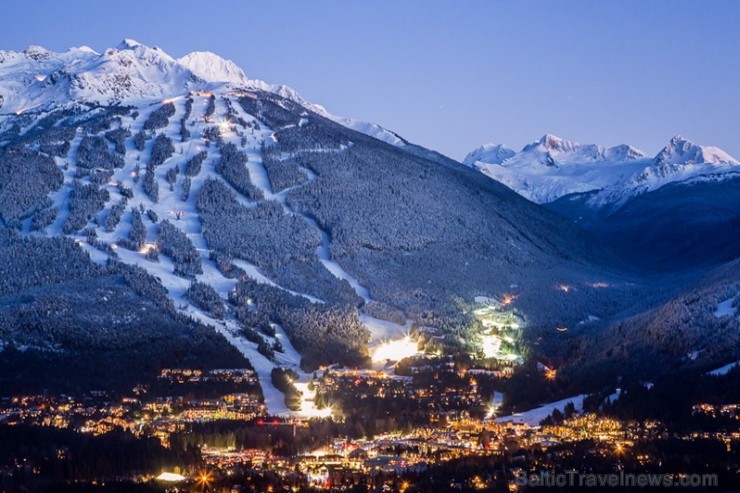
197, 471, 212, 490
138, 242, 158, 255
500, 293, 518, 306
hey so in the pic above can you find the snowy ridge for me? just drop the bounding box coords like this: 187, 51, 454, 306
331, 117, 406, 146
466, 134, 739, 205
468, 134, 648, 203
655, 135, 739, 166
515, 134, 645, 166
463, 143, 515, 167
0, 39, 402, 149
0, 40, 229, 113
178, 51, 249, 86
591, 135, 740, 207
247, 81, 407, 147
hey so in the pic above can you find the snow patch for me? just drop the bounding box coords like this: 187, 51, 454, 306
707, 361, 739, 376
496, 394, 586, 426
178, 51, 250, 85
713, 296, 737, 318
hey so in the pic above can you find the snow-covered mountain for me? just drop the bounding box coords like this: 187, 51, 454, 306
463, 143, 515, 166
177, 50, 249, 85
3, 39, 647, 412
2, 38, 735, 413
0, 40, 201, 112
465, 134, 739, 205
0, 39, 405, 147
655, 135, 739, 166
464, 134, 648, 203
591, 135, 740, 206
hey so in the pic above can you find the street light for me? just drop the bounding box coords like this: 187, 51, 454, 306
196, 471, 212, 492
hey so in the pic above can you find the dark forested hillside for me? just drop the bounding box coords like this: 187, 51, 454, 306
0, 231, 250, 394
547, 177, 740, 272
240, 93, 641, 328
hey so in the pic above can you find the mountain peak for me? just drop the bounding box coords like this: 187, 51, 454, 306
463, 143, 516, 166
75, 45, 98, 54
117, 38, 142, 50
539, 133, 566, 149
654, 135, 738, 166
23, 45, 53, 60
521, 134, 581, 155
178, 51, 249, 85
604, 144, 645, 162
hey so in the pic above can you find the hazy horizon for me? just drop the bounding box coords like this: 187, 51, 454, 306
2, 0, 739, 160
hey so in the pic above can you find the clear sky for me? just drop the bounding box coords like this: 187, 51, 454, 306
2, 0, 739, 160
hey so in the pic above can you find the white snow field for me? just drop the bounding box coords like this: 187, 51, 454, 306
496, 394, 587, 426
707, 361, 739, 376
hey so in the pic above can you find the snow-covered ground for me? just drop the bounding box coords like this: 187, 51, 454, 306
707, 361, 739, 376
578, 314, 600, 326
713, 296, 738, 318
305, 213, 371, 303
361, 313, 411, 342
604, 388, 622, 404
496, 394, 586, 426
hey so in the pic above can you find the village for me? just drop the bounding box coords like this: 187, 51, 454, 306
0, 357, 737, 492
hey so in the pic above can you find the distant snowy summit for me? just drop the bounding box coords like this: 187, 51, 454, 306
466, 134, 645, 168
177, 50, 250, 86
465, 134, 739, 205
0, 38, 403, 146
462, 143, 516, 166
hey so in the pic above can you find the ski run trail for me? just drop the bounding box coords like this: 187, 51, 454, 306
32, 91, 408, 416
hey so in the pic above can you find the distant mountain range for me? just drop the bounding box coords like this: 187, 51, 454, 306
465, 134, 740, 271
464, 134, 739, 205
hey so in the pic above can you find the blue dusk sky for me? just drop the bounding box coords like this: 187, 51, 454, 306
2, 0, 739, 160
